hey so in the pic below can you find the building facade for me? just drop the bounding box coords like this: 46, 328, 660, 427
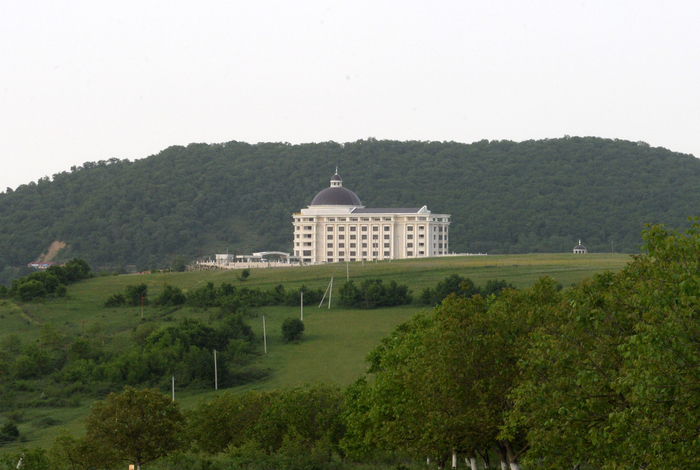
292, 171, 451, 264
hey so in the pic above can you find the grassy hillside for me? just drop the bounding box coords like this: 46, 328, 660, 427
1, 137, 698, 278
0, 254, 629, 451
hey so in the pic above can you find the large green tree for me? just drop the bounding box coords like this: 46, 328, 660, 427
85, 386, 185, 470
507, 220, 700, 469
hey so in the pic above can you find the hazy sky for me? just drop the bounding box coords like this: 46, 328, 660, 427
1, 1, 699, 191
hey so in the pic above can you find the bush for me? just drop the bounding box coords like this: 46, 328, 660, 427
339, 279, 412, 309
104, 293, 126, 307
124, 283, 148, 306
153, 285, 186, 307
281, 317, 305, 342
0, 421, 19, 443
17, 279, 47, 301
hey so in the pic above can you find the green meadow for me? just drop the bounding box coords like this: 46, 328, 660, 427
0, 253, 630, 451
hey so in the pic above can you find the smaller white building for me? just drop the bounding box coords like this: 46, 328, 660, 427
573, 240, 587, 254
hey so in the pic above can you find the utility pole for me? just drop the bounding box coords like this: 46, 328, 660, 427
328, 276, 333, 309
214, 349, 218, 390
301, 291, 304, 321
171, 376, 175, 401
263, 315, 267, 354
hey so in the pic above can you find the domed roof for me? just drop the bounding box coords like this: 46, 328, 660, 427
311, 187, 362, 206
310, 171, 362, 206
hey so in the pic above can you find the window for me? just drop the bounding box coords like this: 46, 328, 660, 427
338, 226, 345, 231
407, 243, 413, 248
339, 257, 345, 262
373, 251, 378, 256
296, 226, 301, 231
419, 226, 425, 231
304, 234, 312, 238
362, 235, 368, 240
407, 226, 414, 231
350, 226, 356, 231
419, 242, 424, 247
362, 251, 367, 256
362, 243, 367, 248
350, 217, 358, 221
350, 251, 356, 256
373, 234, 379, 239
373, 243, 378, 248
339, 243, 345, 248
373, 217, 381, 221
339, 217, 346, 221
327, 251, 333, 256
327, 258, 333, 263
296, 234, 300, 238
384, 226, 390, 231
362, 226, 368, 232
372, 226, 379, 231
304, 226, 312, 230
384, 251, 390, 256
328, 218, 335, 221
361, 217, 369, 221
303, 242, 311, 247
327, 243, 333, 248
407, 234, 413, 239
419, 251, 424, 255
407, 251, 413, 256
439, 235, 443, 240
384, 243, 390, 248
383, 217, 391, 221
419, 234, 424, 239
339, 251, 345, 256
350, 243, 356, 248
384, 234, 390, 240
350, 235, 356, 240
295, 242, 299, 246
327, 235, 333, 240
339, 234, 345, 240
327, 226, 334, 232
303, 250, 312, 256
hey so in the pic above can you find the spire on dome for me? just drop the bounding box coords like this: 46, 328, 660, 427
330, 169, 343, 187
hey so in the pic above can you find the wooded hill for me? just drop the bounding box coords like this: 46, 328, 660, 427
1, 137, 698, 275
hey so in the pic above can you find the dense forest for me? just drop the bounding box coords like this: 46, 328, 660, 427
1, 137, 699, 278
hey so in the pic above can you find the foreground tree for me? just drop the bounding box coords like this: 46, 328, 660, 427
343, 279, 561, 468
85, 386, 185, 470
508, 220, 700, 469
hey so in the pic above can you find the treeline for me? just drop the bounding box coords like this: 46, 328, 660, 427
0, 259, 91, 301
105, 281, 327, 311
2, 137, 700, 277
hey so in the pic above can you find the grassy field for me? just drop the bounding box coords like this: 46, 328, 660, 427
0, 253, 631, 451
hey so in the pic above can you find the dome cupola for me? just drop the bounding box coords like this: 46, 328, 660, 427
309, 169, 362, 206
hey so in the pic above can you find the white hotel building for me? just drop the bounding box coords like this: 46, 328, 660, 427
293, 171, 451, 264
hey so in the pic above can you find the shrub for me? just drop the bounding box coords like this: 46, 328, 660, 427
281, 317, 305, 342
0, 421, 19, 443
